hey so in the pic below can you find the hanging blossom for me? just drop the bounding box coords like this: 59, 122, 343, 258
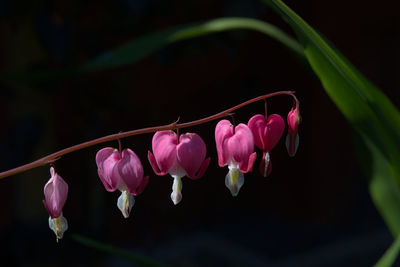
148, 130, 210, 205
96, 147, 148, 218
248, 114, 285, 177
286, 105, 301, 157
215, 120, 256, 196
43, 167, 68, 242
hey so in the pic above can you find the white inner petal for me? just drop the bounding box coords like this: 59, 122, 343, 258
168, 161, 186, 179
117, 190, 135, 218
48, 215, 68, 242
171, 176, 183, 205
225, 164, 244, 197
263, 152, 270, 177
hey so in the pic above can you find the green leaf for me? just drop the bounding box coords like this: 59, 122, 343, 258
70, 234, 167, 267
374, 235, 400, 267
80, 17, 304, 71
354, 132, 400, 240
0, 18, 303, 83
263, 0, 400, 237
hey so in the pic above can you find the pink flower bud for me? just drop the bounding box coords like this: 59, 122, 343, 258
96, 147, 148, 218
286, 106, 301, 157
43, 167, 68, 241
248, 114, 285, 177
148, 130, 210, 205
43, 167, 68, 219
215, 120, 256, 196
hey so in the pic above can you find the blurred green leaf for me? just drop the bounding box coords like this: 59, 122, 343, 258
354, 131, 400, 238
263, 0, 400, 237
0, 18, 303, 83
80, 17, 304, 71
374, 234, 400, 267
354, 130, 400, 266
71, 234, 167, 267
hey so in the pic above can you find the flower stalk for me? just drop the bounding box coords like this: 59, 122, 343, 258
0, 91, 298, 180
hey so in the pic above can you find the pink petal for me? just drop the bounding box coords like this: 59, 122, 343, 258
215, 120, 234, 167
117, 148, 147, 195
43, 167, 68, 218
177, 133, 209, 179
95, 147, 121, 192
248, 114, 267, 150
241, 152, 256, 173
286, 107, 301, 157
287, 107, 301, 134
148, 151, 167, 176
190, 157, 210, 179
135, 176, 149, 195
97, 169, 114, 192
248, 114, 285, 152
226, 123, 255, 172
151, 131, 178, 174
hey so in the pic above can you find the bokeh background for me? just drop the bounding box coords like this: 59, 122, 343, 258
0, 0, 399, 266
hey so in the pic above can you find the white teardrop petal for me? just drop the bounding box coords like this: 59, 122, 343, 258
225, 166, 244, 197
48, 215, 68, 242
171, 176, 183, 205
263, 152, 270, 177
117, 190, 135, 218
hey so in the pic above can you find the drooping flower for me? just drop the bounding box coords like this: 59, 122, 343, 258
148, 130, 210, 205
215, 120, 257, 196
248, 114, 285, 177
286, 105, 301, 157
96, 147, 148, 218
43, 167, 68, 242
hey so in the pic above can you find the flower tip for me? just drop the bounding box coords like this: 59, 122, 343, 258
285, 133, 299, 157
171, 177, 183, 205
117, 190, 135, 218
49, 215, 68, 242
259, 152, 272, 177
229, 187, 239, 197
225, 167, 244, 197
171, 191, 182, 205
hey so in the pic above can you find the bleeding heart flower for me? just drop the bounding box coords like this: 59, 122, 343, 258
148, 130, 210, 205
43, 167, 68, 242
286, 106, 301, 157
96, 147, 149, 218
248, 114, 285, 177
215, 120, 257, 196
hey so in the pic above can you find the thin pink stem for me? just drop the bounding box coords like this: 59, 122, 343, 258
118, 138, 122, 153
264, 99, 268, 119
0, 91, 297, 179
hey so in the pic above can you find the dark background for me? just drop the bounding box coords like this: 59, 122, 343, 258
0, 0, 399, 266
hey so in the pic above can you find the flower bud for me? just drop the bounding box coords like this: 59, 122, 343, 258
286, 106, 301, 157
43, 167, 68, 241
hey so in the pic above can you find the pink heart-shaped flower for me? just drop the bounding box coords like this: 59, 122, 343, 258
248, 114, 285, 152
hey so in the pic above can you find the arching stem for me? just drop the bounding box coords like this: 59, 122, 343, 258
0, 91, 298, 179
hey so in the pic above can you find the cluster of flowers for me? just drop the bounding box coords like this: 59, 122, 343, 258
42, 105, 301, 241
